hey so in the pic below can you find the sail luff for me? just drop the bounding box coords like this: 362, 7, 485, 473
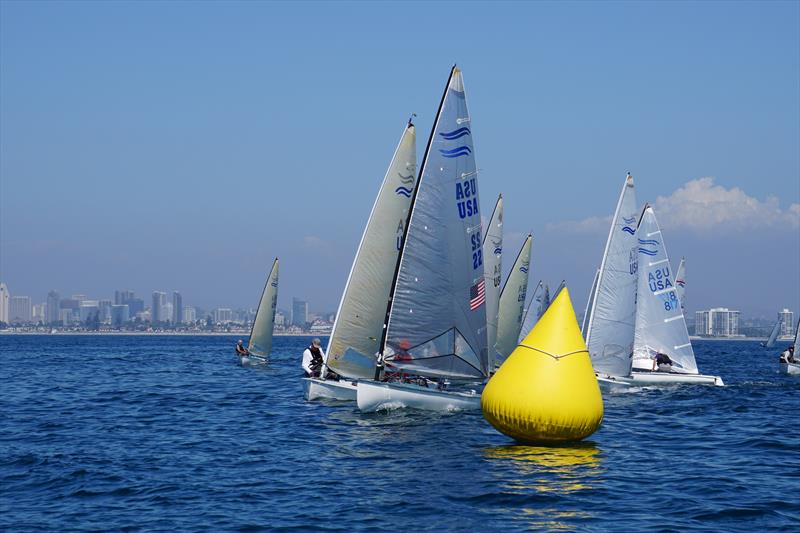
518, 280, 543, 343
482, 195, 503, 371
247, 258, 279, 356
495, 234, 532, 365
581, 268, 600, 339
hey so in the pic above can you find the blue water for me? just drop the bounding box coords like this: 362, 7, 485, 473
1, 335, 798, 531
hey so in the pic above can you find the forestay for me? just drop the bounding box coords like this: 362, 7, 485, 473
325, 122, 417, 379
517, 281, 544, 343
248, 258, 279, 356
483, 195, 503, 371
495, 234, 532, 366
633, 206, 698, 374
383, 67, 489, 380
585, 174, 638, 377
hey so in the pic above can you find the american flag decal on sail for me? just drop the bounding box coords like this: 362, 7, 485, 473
470, 279, 485, 310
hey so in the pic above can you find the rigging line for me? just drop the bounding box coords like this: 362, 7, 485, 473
516, 345, 589, 361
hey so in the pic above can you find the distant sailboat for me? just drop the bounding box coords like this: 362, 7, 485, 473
675, 257, 686, 310
629, 206, 723, 386
763, 319, 781, 348
483, 195, 504, 372
304, 118, 417, 401
494, 234, 532, 368
357, 66, 488, 412
242, 258, 279, 362
518, 281, 545, 343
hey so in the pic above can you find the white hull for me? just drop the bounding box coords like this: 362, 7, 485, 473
356, 380, 481, 413
780, 363, 800, 375
238, 353, 267, 365
303, 378, 358, 401
596, 373, 634, 391
628, 370, 724, 386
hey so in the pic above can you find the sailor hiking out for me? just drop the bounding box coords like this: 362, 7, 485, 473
235, 340, 250, 357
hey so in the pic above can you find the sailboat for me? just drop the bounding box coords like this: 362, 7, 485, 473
356, 66, 488, 412
303, 118, 417, 401
675, 257, 686, 310
518, 281, 545, 343
629, 206, 723, 386
241, 258, 279, 363
780, 319, 799, 375
763, 319, 781, 348
584, 174, 638, 388
483, 195, 503, 372
494, 234, 532, 369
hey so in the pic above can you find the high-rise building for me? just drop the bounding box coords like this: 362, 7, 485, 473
292, 298, 308, 328
46, 290, 60, 324
9, 296, 32, 323
0, 283, 9, 324
128, 298, 144, 317
162, 302, 173, 324
779, 308, 794, 337
111, 304, 130, 327
32, 304, 46, 323
79, 300, 100, 323
59, 308, 74, 326
695, 308, 740, 337
152, 291, 167, 323
60, 298, 80, 324
173, 291, 183, 325
214, 308, 233, 324
183, 306, 196, 324
115, 290, 135, 305
99, 300, 113, 323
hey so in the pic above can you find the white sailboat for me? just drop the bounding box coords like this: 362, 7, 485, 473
483, 195, 503, 372
584, 174, 639, 387
357, 66, 489, 412
763, 319, 781, 348
675, 257, 686, 310
629, 206, 723, 386
780, 319, 799, 375
241, 258, 279, 363
494, 234, 532, 369
304, 118, 417, 401
517, 281, 545, 343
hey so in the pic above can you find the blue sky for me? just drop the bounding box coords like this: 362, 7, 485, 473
1, 1, 798, 317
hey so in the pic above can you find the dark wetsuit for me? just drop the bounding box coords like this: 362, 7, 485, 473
655, 353, 673, 366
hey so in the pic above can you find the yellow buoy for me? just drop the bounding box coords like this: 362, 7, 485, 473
481, 287, 603, 443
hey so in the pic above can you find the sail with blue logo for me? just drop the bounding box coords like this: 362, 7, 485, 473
483, 195, 503, 371
675, 257, 686, 310
382, 66, 488, 380
495, 234, 532, 367
633, 206, 698, 373
517, 280, 543, 343
585, 173, 638, 377
247, 258, 279, 356
325, 121, 417, 379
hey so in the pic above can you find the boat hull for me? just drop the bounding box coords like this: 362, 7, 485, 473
628, 370, 724, 386
238, 353, 267, 365
303, 378, 358, 401
595, 373, 634, 391
780, 363, 800, 375
356, 380, 481, 412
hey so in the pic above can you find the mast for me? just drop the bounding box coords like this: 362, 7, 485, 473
374, 65, 457, 380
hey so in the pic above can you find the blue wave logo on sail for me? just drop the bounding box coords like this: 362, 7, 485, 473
398, 173, 414, 184
638, 238, 659, 246
622, 216, 636, 224
270, 281, 278, 287
621, 226, 635, 235
676, 279, 685, 287
439, 146, 472, 158
520, 266, 529, 273
439, 127, 471, 140
638, 247, 658, 256
395, 186, 413, 198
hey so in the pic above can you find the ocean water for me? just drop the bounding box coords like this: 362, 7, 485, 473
1, 335, 798, 532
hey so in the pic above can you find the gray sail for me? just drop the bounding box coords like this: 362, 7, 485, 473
518, 280, 544, 342
325, 122, 417, 379
383, 66, 488, 380
581, 268, 600, 339
585, 174, 638, 377
765, 319, 781, 348
248, 258, 278, 356
482, 195, 503, 371
495, 234, 532, 366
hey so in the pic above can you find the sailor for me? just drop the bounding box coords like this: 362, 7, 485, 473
652, 352, 673, 371
779, 345, 795, 364
235, 340, 249, 356
302, 338, 325, 377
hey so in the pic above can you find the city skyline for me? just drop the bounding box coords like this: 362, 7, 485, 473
1, 2, 798, 317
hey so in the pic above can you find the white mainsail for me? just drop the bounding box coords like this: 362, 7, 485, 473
793, 318, 800, 354
765, 319, 781, 348
495, 234, 532, 366
247, 258, 279, 356
633, 206, 698, 374
517, 280, 544, 343
585, 173, 639, 377
325, 121, 417, 379
381, 66, 488, 380
581, 268, 600, 339
483, 195, 503, 371
675, 257, 686, 310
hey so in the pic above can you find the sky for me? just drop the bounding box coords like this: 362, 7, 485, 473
1, 1, 798, 318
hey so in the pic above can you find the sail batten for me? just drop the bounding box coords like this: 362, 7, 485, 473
495, 234, 532, 366
325, 122, 417, 379
248, 258, 279, 356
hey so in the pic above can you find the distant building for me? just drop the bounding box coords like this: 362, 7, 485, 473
0, 283, 9, 323
99, 299, 113, 323
111, 304, 130, 327
183, 306, 196, 324
214, 308, 233, 324
9, 296, 32, 323
128, 298, 144, 317
46, 290, 61, 324
779, 308, 794, 337
60, 298, 80, 323
152, 291, 167, 322
173, 291, 183, 325
162, 302, 173, 324
115, 290, 135, 306
292, 298, 308, 328
275, 311, 286, 327
695, 308, 740, 337
79, 300, 100, 323
59, 308, 74, 326
32, 304, 46, 323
